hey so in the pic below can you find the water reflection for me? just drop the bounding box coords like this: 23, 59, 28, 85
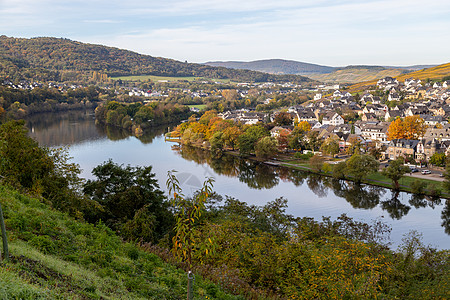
172, 143, 449, 233
27, 110, 102, 147
332, 180, 383, 209
24, 110, 450, 239
442, 202, 450, 234
26, 109, 168, 147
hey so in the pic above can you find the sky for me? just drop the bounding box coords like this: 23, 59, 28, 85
1, 0, 449, 67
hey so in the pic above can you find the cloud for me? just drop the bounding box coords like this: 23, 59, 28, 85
1, 0, 449, 65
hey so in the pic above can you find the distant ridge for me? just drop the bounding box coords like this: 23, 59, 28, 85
204, 59, 335, 75
204, 59, 439, 84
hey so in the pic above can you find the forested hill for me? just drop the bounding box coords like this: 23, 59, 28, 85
0, 36, 313, 83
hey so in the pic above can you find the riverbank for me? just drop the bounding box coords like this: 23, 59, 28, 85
168, 137, 449, 199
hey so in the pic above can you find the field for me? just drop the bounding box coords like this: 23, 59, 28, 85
111, 74, 232, 83
187, 104, 207, 110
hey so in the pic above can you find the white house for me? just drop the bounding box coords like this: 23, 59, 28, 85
321, 112, 344, 126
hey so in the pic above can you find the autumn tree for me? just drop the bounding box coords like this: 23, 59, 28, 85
277, 129, 291, 151
221, 89, 238, 102
297, 120, 311, 132
387, 116, 427, 140
309, 154, 325, 172
222, 126, 241, 150
273, 112, 293, 126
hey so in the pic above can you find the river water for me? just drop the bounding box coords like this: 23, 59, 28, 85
26, 110, 449, 249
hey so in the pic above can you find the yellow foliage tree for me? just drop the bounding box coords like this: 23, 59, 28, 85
297, 121, 311, 132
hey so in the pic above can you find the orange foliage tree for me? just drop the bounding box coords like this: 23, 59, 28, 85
387, 116, 427, 140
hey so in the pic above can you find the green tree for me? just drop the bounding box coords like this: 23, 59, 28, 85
166, 171, 215, 269
429, 153, 446, 167
288, 127, 305, 150
443, 158, 450, 193
83, 160, 173, 243
333, 161, 347, 179
255, 136, 278, 160
321, 136, 340, 156
346, 154, 379, 184
238, 125, 269, 155
382, 158, 410, 190
209, 131, 224, 157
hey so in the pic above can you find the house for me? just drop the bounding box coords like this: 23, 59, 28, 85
416, 138, 443, 161
386, 139, 420, 160
421, 115, 447, 126
385, 110, 404, 121
270, 126, 292, 138
321, 112, 344, 126
388, 92, 400, 101
360, 123, 389, 144
362, 113, 378, 122
424, 125, 450, 141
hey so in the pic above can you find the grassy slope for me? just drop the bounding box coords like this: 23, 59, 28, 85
307, 68, 404, 84
0, 185, 241, 300
349, 62, 450, 92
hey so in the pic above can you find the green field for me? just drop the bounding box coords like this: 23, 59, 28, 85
187, 104, 207, 110
111, 74, 232, 83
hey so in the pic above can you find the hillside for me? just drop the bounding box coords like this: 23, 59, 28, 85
205, 59, 334, 75
307, 66, 406, 83
349, 62, 450, 92
0, 36, 312, 84
0, 185, 240, 299
204, 59, 439, 84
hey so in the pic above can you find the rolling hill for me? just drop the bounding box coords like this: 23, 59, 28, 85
307, 66, 407, 84
0, 36, 312, 84
349, 62, 450, 92
204, 59, 440, 84
205, 59, 334, 75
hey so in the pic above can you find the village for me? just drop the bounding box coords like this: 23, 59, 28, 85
217, 77, 450, 169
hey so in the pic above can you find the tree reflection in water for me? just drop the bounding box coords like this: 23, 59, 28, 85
171, 144, 448, 234
409, 194, 442, 209
306, 174, 328, 198
380, 191, 411, 220
331, 180, 383, 209
441, 201, 450, 234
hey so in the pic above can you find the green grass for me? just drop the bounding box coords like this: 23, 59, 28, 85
111, 74, 232, 83
0, 185, 242, 299
187, 104, 207, 110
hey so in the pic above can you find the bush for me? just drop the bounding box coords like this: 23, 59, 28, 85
294, 152, 313, 160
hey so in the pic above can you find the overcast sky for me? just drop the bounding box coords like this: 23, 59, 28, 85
1, 0, 449, 66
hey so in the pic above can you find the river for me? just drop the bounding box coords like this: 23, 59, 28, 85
25, 110, 450, 249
